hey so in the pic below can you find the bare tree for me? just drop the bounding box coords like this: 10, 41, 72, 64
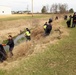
50, 3, 68, 13
46, 4, 49, 13
58, 3, 68, 13
54, 3, 58, 13
50, 3, 58, 13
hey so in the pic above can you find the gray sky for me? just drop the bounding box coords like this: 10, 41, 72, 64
0, 0, 76, 12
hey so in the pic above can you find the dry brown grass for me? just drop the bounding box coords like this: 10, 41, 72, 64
0, 14, 31, 19
13, 41, 33, 59
0, 19, 35, 41
0, 17, 69, 70
0, 17, 48, 42
32, 26, 44, 40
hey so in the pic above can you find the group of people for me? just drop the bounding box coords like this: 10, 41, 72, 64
66, 12, 76, 28
0, 12, 76, 62
0, 18, 52, 62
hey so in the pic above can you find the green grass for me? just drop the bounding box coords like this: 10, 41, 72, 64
0, 20, 76, 75
0, 14, 51, 21
2, 40, 8, 44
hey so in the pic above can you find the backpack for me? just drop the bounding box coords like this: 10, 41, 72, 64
47, 24, 52, 30
46, 24, 52, 33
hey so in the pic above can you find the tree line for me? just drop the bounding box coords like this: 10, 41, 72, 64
41, 3, 74, 13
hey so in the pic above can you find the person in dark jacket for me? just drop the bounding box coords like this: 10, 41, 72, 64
7, 35, 14, 56
55, 16, 58, 20
44, 21, 52, 36
64, 15, 67, 20
72, 12, 76, 28
45, 23, 52, 35
66, 15, 71, 28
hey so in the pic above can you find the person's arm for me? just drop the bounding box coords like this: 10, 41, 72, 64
7, 40, 12, 45
2, 44, 6, 46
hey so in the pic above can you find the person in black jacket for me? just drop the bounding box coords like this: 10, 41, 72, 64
64, 15, 67, 20
72, 12, 76, 28
7, 35, 14, 57
66, 15, 71, 28
45, 23, 52, 35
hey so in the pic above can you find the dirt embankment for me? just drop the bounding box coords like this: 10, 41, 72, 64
0, 18, 69, 70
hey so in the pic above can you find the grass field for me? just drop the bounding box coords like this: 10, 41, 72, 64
0, 14, 52, 21
0, 14, 76, 75
0, 14, 64, 21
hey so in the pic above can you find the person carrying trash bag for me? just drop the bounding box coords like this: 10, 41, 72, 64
0, 44, 7, 62
66, 15, 71, 28
25, 28, 31, 41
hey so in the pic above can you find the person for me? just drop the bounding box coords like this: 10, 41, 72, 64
66, 15, 71, 28
64, 15, 67, 20
45, 23, 52, 35
44, 20, 52, 36
25, 28, 31, 41
55, 16, 58, 20
0, 44, 7, 62
72, 12, 76, 28
6, 35, 14, 57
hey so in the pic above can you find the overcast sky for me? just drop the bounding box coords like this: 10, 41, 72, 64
0, 0, 76, 12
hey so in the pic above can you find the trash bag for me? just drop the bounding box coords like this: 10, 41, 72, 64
0, 44, 7, 62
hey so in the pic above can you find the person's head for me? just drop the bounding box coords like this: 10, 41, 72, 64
26, 28, 29, 31
74, 12, 76, 15
8, 35, 12, 39
48, 18, 52, 23
45, 22, 47, 24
